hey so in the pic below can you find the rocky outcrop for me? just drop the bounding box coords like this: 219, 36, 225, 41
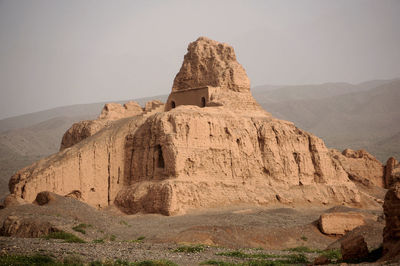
2, 194, 26, 208
7, 37, 361, 215
172, 37, 250, 93
144, 100, 164, 113
319, 212, 365, 235
341, 234, 369, 262
385, 157, 400, 188
330, 149, 384, 188
114, 106, 359, 215
382, 166, 400, 261
98, 101, 143, 120
0, 215, 59, 238
59, 119, 109, 151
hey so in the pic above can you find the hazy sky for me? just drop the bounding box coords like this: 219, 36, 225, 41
1, 0, 399, 119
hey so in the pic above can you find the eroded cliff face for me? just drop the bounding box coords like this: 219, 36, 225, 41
330, 149, 385, 188
7, 37, 362, 215
115, 106, 359, 215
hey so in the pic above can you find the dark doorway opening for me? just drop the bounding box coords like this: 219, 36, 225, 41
201, 97, 206, 107
171, 101, 176, 109
156, 145, 165, 168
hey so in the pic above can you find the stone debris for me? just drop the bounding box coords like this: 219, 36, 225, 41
340, 234, 369, 262
0, 216, 59, 238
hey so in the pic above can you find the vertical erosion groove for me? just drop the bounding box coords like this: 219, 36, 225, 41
107, 150, 111, 205
308, 135, 323, 183
157, 144, 165, 169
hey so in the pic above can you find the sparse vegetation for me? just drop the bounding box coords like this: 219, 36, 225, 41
119, 220, 131, 227
0, 253, 87, 266
202, 256, 309, 266
90, 259, 178, 266
321, 249, 341, 261
216, 250, 281, 259
173, 244, 205, 253
72, 223, 91, 234
93, 238, 105, 243
284, 246, 317, 253
0, 255, 177, 266
300, 235, 308, 241
132, 260, 178, 266
44, 231, 85, 243
284, 246, 341, 261
129, 236, 146, 243
216, 250, 309, 264
200, 260, 237, 265
0, 254, 56, 266
110, 234, 117, 241
62, 255, 85, 265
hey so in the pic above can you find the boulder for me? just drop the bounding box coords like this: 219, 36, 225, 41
382, 180, 400, 261
330, 149, 384, 188
34, 191, 57, 205
3, 194, 26, 208
313, 255, 330, 265
341, 234, 369, 262
385, 157, 400, 188
319, 212, 365, 235
0, 215, 59, 238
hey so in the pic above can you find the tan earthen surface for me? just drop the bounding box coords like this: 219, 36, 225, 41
7, 37, 361, 215
330, 149, 385, 188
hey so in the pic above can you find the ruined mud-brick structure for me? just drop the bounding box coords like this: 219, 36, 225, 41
8, 37, 362, 215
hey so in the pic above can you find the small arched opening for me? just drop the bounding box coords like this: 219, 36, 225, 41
201, 97, 206, 107
171, 101, 176, 109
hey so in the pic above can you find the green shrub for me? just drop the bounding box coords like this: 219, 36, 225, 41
129, 236, 146, 243
93, 239, 105, 243
62, 255, 84, 265
44, 231, 85, 243
200, 260, 237, 265
284, 246, 318, 253
216, 251, 281, 259
72, 223, 89, 234
173, 244, 205, 253
132, 260, 178, 266
321, 249, 341, 261
216, 250, 248, 258
0, 254, 55, 266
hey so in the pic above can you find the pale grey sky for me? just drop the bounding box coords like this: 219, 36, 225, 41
0, 0, 399, 119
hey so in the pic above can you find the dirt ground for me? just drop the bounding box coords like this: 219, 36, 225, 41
0, 193, 387, 265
